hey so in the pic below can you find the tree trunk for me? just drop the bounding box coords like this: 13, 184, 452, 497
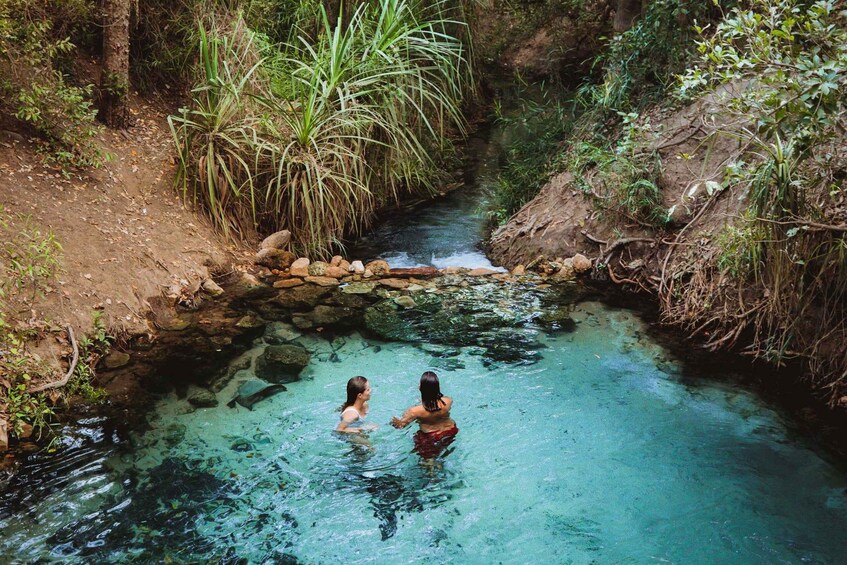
614, 0, 644, 32
100, 0, 131, 128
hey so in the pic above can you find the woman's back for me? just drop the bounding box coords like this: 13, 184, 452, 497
417, 396, 454, 432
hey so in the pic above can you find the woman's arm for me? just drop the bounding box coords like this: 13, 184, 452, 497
390, 406, 420, 429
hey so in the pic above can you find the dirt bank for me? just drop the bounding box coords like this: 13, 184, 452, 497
489, 85, 847, 405
0, 92, 246, 394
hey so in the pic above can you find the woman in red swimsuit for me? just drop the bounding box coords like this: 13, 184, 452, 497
391, 371, 458, 458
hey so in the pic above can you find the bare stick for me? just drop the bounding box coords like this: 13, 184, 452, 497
581, 231, 608, 246
27, 326, 79, 394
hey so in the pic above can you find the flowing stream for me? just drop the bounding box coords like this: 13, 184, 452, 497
2, 111, 847, 564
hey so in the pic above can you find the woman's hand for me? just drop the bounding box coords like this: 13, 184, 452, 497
390, 416, 404, 429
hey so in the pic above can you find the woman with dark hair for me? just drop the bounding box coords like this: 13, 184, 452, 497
336, 376, 373, 434
391, 371, 458, 458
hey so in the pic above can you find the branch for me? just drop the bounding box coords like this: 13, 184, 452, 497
581, 231, 608, 246
602, 237, 654, 264
27, 325, 79, 394
754, 217, 847, 233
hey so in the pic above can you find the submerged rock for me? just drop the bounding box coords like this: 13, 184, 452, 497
254, 344, 310, 383
270, 284, 334, 310
291, 305, 357, 330
227, 379, 287, 410
102, 350, 131, 370
394, 296, 417, 309
188, 387, 218, 408
210, 354, 253, 392
235, 314, 264, 329
264, 322, 302, 344
341, 281, 377, 294
163, 423, 187, 447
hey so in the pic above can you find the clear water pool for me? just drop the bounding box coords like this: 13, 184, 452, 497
2, 300, 846, 563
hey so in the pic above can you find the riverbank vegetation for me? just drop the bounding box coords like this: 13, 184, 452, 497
0, 207, 107, 446
170, 0, 473, 254
490, 0, 847, 402
0, 0, 474, 446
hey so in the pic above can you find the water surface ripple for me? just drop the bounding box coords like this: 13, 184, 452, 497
2, 301, 847, 563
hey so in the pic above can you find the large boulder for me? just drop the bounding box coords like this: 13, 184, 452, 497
254, 344, 310, 383
308, 261, 329, 276
289, 258, 310, 277
260, 230, 292, 250
365, 260, 390, 276
572, 254, 592, 273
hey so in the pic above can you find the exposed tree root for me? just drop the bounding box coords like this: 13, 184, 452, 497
27, 326, 79, 394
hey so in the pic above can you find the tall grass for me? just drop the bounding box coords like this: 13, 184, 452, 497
169, 0, 472, 255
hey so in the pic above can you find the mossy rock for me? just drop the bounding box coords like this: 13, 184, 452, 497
254, 344, 310, 383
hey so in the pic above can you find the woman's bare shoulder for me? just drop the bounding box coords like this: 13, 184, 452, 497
408, 404, 427, 416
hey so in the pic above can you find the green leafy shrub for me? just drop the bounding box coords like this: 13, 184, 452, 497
0, 209, 107, 441
0, 0, 104, 169
674, 0, 847, 392
577, 0, 723, 115
569, 112, 666, 226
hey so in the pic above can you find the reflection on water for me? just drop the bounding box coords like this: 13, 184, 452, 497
2, 301, 847, 563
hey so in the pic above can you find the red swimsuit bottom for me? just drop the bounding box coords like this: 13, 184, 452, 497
413, 426, 459, 459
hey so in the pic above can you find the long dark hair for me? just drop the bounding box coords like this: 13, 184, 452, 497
341, 376, 368, 411
420, 371, 444, 412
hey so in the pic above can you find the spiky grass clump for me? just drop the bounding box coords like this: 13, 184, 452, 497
170, 0, 472, 255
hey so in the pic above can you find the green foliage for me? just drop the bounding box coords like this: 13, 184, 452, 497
677, 0, 847, 383
679, 0, 847, 218
0, 0, 104, 169
0, 209, 106, 442
0, 207, 63, 438
3, 382, 55, 439
67, 312, 111, 405
577, 0, 721, 115
569, 112, 666, 226
488, 88, 575, 223
0, 207, 63, 299
171, 0, 472, 255
715, 212, 766, 278
490, 1, 719, 234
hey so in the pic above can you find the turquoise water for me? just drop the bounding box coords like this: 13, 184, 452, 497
2, 300, 847, 563
3, 95, 847, 563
